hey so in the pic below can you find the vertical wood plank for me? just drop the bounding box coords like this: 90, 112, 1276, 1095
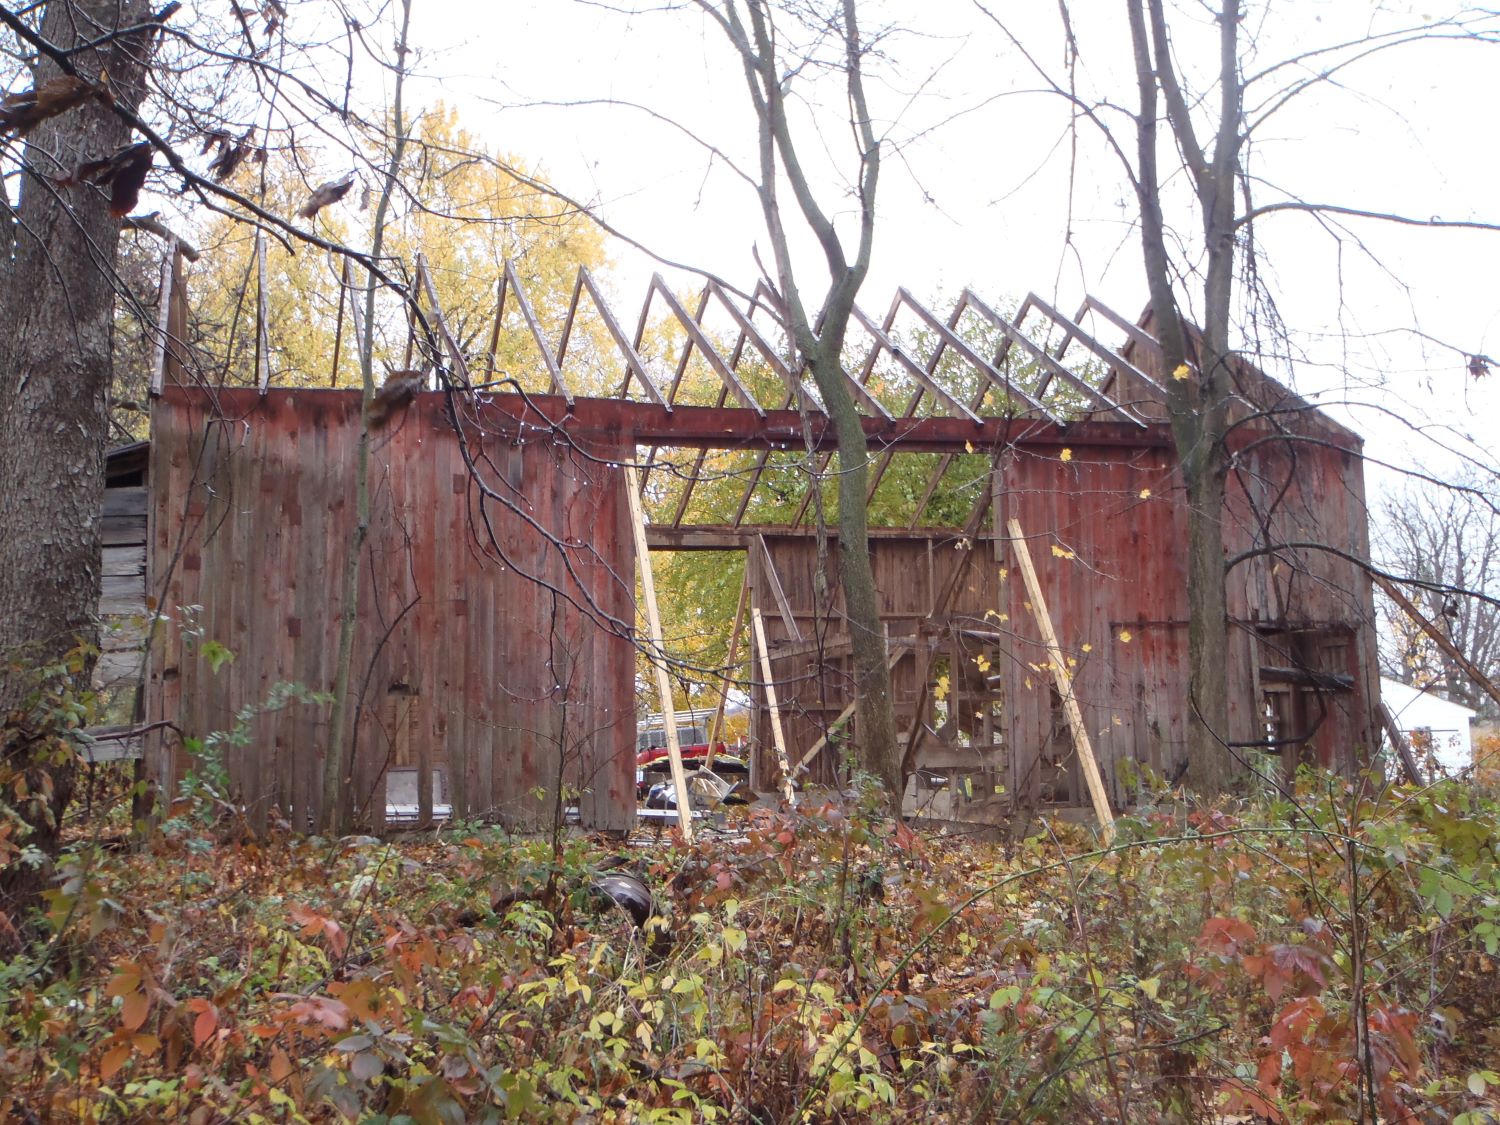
625, 464, 694, 839
751, 607, 796, 807
1008, 517, 1115, 843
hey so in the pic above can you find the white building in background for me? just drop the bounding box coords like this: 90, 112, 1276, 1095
1380, 677, 1478, 775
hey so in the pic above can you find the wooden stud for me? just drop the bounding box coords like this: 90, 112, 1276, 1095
852, 304, 978, 420
1008, 517, 1116, 843
856, 287, 967, 513
1023, 292, 1159, 399
757, 534, 805, 644
1378, 699, 1425, 786
706, 573, 750, 771
330, 258, 350, 387
256, 233, 270, 394
346, 261, 368, 369
642, 285, 716, 496
148, 241, 175, 396
167, 249, 189, 385
897, 288, 1056, 420
501, 262, 570, 402
751, 606, 797, 806
577, 267, 656, 396
962, 289, 1143, 424
1077, 295, 1165, 361
418, 254, 472, 388
483, 275, 506, 381
624, 465, 694, 839
651, 275, 764, 414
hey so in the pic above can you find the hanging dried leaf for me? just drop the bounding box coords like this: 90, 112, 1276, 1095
63, 141, 153, 218
0, 75, 107, 137
229, 1, 257, 50
206, 131, 256, 182
207, 143, 246, 182
297, 172, 355, 220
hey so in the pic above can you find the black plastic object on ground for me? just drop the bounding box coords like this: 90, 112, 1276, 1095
589, 872, 654, 928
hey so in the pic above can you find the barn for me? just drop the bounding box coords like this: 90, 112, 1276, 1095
98, 256, 1383, 833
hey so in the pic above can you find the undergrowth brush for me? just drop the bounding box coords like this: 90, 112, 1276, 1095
2, 766, 1499, 1123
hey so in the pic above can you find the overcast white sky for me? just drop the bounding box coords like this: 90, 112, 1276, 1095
385, 0, 1497, 491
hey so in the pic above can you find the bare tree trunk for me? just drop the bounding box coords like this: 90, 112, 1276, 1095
703, 0, 902, 814
0, 0, 152, 925
321, 0, 414, 834
1181, 445, 1233, 792
807, 349, 902, 804
1129, 0, 1241, 792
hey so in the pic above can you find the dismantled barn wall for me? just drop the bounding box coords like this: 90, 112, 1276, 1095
124, 248, 1382, 831
996, 437, 1379, 808
143, 386, 637, 833
748, 531, 1008, 808
1118, 312, 1383, 778
749, 416, 1380, 819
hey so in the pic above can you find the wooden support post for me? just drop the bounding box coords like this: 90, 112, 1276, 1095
1008, 518, 1116, 843
1372, 571, 1500, 712
706, 573, 750, 771
624, 466, 694, 839
751, 607, 797, 806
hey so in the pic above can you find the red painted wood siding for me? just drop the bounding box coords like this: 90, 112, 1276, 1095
144, 387, 636, 833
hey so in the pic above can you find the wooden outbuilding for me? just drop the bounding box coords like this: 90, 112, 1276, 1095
106, 259, 1382, 832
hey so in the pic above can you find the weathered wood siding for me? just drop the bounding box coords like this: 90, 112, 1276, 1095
143, 387, 636, 833
995, 444, 1187, 807
96, 446, 150, 702
750, 533, 1009, 798
751, 435, 1380, 814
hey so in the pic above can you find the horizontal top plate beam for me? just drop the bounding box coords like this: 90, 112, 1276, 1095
475, 392, 1172, 453
157, 386, 1361, 457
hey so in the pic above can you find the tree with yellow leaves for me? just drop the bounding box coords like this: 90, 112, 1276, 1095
183, 103, 612, 391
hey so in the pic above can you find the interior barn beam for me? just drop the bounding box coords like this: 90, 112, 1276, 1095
1258, 665, 1356, 692
517, 395, 1356, 455
645, 525, 1002, 549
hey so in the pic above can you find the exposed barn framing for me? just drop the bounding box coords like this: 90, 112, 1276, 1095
101, 250, 1382, 832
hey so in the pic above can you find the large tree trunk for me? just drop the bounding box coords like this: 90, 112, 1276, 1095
1130, 0, 1243, 794
1161, 351, 1236, 794
0, 0, 152, 930
806, 349, 902, 811
1179, 431, 1233, 792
